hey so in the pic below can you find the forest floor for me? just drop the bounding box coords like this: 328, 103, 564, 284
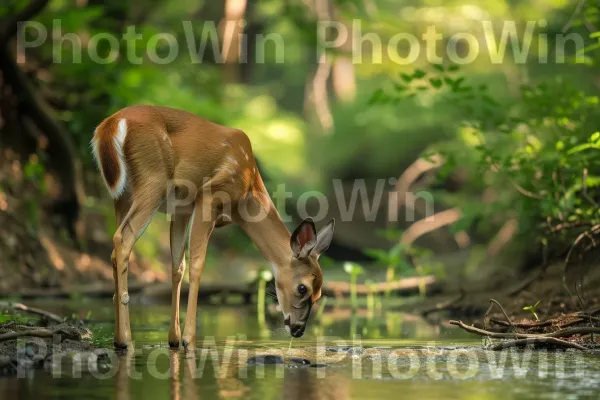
419, 260, 600, 330
0, 314, 107, 377
0, 153, 165, 295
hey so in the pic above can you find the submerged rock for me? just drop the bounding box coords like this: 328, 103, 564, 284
309, 363, 327, 368
247, 355, 284, 365
326, 346, 363, 355
288, 357, 311, 365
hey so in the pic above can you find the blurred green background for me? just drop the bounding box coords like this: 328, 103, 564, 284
2, 0, 600, 299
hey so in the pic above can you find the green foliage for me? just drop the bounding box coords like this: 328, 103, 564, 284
371, 60, 600, 272
344, 262, 363, 309
343, 261, 364, 276
523, 300, 541, 321
365, 229, 445, 281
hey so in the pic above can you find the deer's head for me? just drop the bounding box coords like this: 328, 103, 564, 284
275, 218, 335, 338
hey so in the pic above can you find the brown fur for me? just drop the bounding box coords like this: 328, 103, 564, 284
94, 105, 331, 349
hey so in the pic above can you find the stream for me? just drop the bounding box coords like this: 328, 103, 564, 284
1, 300, 599, 399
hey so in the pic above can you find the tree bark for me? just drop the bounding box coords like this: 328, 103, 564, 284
0, 0, 84, 245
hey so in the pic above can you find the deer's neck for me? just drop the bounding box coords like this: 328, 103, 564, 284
239, 183, 292, 269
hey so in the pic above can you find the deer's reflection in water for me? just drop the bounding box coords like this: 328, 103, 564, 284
281, 367, 349, 400
115, 352, 132, 400
114, 349, 348, 400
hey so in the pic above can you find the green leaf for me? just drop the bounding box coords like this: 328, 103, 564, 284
363, 248, 390, 263
367, 88, 384, 105
432, 64, 444, 72
400, 73, 413, 83
412, 69, 426, 79
343, 262, 364, 275
429, 78, 443, 89
482, 94, 499, 106
567, 143, 600, 155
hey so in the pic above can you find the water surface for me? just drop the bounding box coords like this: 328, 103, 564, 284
0, 300, 598, 399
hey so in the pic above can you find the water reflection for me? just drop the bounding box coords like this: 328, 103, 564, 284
162, 349, 349, 400
281, 368, 349, 400
10, 301, 600, 400
115, 352, 132, 400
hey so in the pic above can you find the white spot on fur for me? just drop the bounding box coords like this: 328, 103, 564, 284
226, 155, 238, 167
121, 293, 130, 305
241, 148, 249, 161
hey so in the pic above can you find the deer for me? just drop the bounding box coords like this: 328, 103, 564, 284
91, 105, 335, 350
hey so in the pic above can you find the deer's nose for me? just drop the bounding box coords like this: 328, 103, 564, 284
290, 323, 305, 338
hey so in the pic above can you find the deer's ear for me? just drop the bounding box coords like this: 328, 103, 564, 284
290, 218, 317, 259
314, 219, 335, 257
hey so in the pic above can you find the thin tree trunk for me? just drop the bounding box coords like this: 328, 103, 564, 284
221, 0, 248, 83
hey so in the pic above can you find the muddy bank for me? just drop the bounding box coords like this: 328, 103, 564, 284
418, 261, 600, 337
0, 307, 106, 377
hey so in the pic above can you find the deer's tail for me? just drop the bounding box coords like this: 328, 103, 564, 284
91, 117, 128, 198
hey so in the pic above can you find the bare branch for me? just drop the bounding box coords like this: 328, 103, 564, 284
389, 154, 444, 217
486, 219, 518, 257
400, 208, 462, 247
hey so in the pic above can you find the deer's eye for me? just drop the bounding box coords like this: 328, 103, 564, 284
298, 284, 307, 296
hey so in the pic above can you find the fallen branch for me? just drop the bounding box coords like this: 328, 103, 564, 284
450, 320, 600, 339
450, 320, 530, 339
484, 299, 515, 331
0, 301, 63, 323
0, 281, 148, 299
143, 275, 438, 301
0, 328, 82, 342
323, 275, 437, 296
490, 308, 600, 330
489, 337, 587, 351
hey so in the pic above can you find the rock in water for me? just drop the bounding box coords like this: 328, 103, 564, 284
247, 355, 285, 365
288, 357, 311, 365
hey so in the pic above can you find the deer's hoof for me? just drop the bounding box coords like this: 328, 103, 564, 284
114, 341, 129, 350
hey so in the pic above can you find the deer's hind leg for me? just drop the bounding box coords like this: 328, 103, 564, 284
112, 183, 163, 349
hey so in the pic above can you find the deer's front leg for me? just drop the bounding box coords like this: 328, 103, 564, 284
182, 209, 215, 351
168, 212, 192, 348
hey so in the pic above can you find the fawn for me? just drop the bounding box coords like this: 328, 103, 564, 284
92, 105, 334, 349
